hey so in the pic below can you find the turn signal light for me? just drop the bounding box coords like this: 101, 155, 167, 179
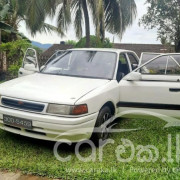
71, 104, 88, 115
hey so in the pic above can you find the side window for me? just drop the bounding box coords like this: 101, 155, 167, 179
119, 54, 128, 64
23, 49, 37, 68
127, 53, 138, 70
140, 53, 161, 65
128, 53, 138, 64
170, 55, 180, 64
140, 56, 168, 75
166, 58, 180, 75
117, 54, 130, 81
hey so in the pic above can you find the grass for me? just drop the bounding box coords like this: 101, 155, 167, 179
0, 115, 180, 179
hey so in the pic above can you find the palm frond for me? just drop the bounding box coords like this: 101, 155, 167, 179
57, 0, 71, 32
42, 23, 65, 37
0, 3, 10, 19
25, 0, 59, 36
104, 0, 137, 39
0, 21, 15, 32
71, 0, 84, 39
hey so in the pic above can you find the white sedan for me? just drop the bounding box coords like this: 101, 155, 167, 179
0, 48, 179, 143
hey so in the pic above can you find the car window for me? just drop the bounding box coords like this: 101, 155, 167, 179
141, 53, 162, 65
128, 53, 138, 64
46, 51, 65, 64
23, 49, 37, 68
170, 55, 180, 64
117, 53, 130, 76
140, 56, 168, 75
166, 57, 180, 75
42, 51, 117, 80
119, 54, 128, 64
127, 53, 139, 70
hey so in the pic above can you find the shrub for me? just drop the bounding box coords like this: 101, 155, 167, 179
0, 40, 32, 79
7, 60, 22, 79
75, 36, 112, 48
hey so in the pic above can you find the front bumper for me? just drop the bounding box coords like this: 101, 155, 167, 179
0, 106, 98, 142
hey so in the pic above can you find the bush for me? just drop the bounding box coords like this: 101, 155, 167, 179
0, 40, 32, 79
7, 60, 22, 79
75, 36, 112, 48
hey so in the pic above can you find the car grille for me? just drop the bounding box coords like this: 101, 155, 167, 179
1, 98, 45, 112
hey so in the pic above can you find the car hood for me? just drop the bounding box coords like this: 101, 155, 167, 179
0, 73, 110, 104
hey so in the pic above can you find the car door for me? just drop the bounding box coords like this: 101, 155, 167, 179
140, 52, 162, 66
118, 54, 180, 118
127, 52, 140, 70
18, 48, 39, 77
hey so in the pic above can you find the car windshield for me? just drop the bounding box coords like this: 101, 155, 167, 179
46, 50, 66, 65
42, 50, 117, 79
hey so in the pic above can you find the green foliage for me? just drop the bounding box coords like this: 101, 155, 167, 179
0, 0, 16, 36
58, 0, 137, 46
0, 39, 30, 57
140, 0, 179, 51
75, 36, 112, 48
0, 0, 60, 43
7, 60, 22, 79
66, 40, 77, 46
0, 39, 31, 78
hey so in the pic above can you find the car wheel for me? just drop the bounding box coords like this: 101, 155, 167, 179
92, 106, 112, 145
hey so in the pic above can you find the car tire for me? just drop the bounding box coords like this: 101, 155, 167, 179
91, 106, 112, 146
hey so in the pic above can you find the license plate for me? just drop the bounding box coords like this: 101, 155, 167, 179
3, 115, 32, 129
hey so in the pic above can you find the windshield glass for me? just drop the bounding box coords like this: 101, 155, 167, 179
46, 51, 66, 64
42, 50, 117, 79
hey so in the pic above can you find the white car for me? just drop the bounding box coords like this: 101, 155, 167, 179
0, 48, 179, 143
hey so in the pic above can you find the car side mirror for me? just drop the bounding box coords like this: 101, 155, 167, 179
24, 64, 37, 72
123, 72, 142, 81
40, 65, 45, 71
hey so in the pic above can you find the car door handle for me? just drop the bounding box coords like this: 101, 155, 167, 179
169, 88, 180, 92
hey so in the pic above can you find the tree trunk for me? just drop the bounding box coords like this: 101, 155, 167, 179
175, 24, 180, 52
175, 40, 180, 52
100, 12, 105, 42
0, 29, 2, 74
82, 0, 90, 47
0, 29, 1, 45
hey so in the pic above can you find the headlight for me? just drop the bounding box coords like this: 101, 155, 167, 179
47, 104, 88, 115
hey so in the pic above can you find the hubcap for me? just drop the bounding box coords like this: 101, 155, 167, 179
100, 112, 111, 140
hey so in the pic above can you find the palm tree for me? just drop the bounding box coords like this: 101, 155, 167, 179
0, 0, 62, 74
93, 0, 137, 41
71, 0, 90, 47
57, 0, 91, 47
0, 1, 15, 44
1, 0, 137, 47
0, 0, 62, 42
57, 0, 136, 47
22, 0, 63, 36
104, 0, 137, 39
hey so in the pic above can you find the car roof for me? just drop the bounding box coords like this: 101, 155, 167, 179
68, 48, 135, 54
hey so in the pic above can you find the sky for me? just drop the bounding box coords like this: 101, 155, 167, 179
18, 0, 160, 45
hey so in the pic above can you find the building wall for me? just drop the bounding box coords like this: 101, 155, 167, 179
113, 43, 174, 57
38, 43, 175, 65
